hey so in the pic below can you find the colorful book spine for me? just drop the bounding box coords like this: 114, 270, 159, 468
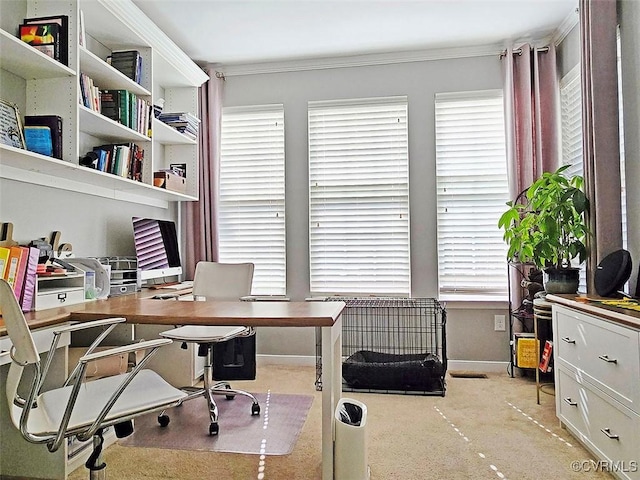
12, 246, 31, 302
5, 246, 26, 291
20, 247, 40, 312
0, 246, 10, 278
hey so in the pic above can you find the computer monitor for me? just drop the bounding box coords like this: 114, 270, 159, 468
132, 217, 182, 281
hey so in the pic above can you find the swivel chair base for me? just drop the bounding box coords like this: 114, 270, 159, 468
157, 343, 260, 435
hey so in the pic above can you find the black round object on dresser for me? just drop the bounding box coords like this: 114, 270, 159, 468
594, 249, 632, 297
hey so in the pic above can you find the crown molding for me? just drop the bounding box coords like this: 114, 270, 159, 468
552, 3, 580, 46
220, 43, 503, 77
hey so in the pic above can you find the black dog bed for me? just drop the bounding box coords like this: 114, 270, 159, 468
342, 350, 444, 391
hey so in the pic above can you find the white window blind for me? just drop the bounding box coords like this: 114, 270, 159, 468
219, 105, 286, 295
560, 65, 583, 179
617, 29, 628, 250
435, 90, 509, 297
308, 97, 410, 295
560, 66, 587, 291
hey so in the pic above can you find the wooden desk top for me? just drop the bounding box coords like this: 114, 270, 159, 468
70, 297, 345, 327
0, 291, 345, 335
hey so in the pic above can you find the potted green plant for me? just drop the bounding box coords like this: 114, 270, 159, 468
498, 165, 590, 294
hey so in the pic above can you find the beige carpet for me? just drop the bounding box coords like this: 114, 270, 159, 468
68, 365, 612, 480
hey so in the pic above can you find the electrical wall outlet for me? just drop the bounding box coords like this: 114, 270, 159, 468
494, 314, 506, 331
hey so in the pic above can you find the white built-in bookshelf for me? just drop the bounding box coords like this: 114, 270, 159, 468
0, 0, 208, 208
0, 1, 207, 477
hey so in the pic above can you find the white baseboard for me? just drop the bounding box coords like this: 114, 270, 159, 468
256, 354, 316, 366
256, 354, 509, 374
447, 360, 510, 374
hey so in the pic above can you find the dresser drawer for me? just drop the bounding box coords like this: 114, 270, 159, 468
554, 306, 640, 412
558, 368, 640, 480
556, 368, 588, 441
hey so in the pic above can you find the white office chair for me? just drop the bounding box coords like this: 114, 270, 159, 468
159, 261, 260, 435
0, 279, 187, 480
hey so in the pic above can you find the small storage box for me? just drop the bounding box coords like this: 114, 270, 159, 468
35, 286, 85, 311
154, 171, 186, 193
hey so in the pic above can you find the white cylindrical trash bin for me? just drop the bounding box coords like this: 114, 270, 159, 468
334, 397, 369, 480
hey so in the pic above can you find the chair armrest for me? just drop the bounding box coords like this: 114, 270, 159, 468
52, 317, 127, 335
46, 318, 129, 392
79, 338, 173, 363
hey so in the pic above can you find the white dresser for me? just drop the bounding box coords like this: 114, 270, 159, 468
550, 296, 640, 480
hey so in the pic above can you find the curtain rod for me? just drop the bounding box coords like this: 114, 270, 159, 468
499, 45, 549, 59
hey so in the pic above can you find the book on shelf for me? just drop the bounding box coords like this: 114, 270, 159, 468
23, 126, 53, 157
22, 14, 68, 66
5, 246, 27, 294
79, 73, 101, 112
99, 89, 151, 136
107, 50, 143, 84
92, 142, 144, 181
78, 10, 86, 47
19, 23, 60, 62
12, 246, 31, 303
20, 247, 40, 312
99, 90, 122, 123
0, 246, 10, 279
24, 115, 63, 159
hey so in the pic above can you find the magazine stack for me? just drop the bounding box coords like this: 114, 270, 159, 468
157, 112, 200, 140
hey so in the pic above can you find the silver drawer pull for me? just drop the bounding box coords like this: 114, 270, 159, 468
561, 337, 576, 344
563, 397, 577, 407
600, 428, 619, 440
598, 354, 618, 364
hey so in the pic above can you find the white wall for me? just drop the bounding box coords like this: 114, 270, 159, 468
223, 55, 512, 362
0, 180, 176, 258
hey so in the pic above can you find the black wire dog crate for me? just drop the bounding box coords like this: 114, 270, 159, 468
315, 297, 447, 396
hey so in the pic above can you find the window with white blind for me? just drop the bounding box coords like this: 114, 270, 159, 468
435, 90, 509, 298
219, 105, 286, 295
616, 28, 627, 251
308, 97, 410, 295
560, 66, 587, 291
560, 65, 584, 178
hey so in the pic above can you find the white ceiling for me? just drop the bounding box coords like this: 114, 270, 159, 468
132, 0, 577, 66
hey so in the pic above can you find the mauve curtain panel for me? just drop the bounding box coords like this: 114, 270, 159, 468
502, 43, 560, 202
181, 67, 225, 279
502, 42, 560, 308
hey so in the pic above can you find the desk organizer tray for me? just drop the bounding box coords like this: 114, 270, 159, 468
342, 350, 444, 391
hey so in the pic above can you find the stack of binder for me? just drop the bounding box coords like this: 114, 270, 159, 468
157, 112, 200, 140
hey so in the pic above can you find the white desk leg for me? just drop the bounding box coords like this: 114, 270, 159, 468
321, 315, 342, 480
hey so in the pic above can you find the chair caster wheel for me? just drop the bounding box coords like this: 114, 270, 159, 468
225, 384, 235, 400
251, 403, 260, 416
158, 414, 170, 427
209, 423, 219, 435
